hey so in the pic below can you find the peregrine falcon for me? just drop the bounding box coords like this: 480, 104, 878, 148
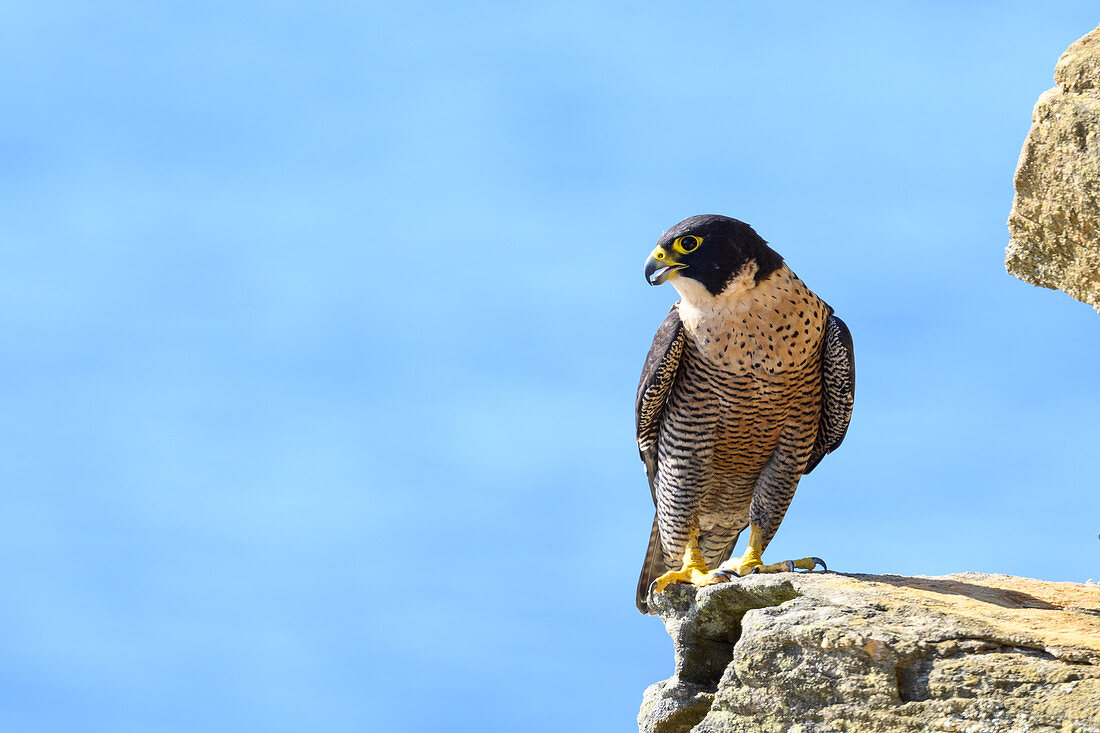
636, 215, 854, 614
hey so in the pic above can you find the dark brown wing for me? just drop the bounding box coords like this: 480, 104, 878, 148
635, 304, 685, 612
803, 313, 855, 475
636, 304, 686, 500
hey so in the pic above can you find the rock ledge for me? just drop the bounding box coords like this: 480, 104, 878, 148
640, 572, 1100, 733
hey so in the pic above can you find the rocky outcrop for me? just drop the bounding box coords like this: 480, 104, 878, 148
1007, 25, 1100, 312
639, 572, 1100, 733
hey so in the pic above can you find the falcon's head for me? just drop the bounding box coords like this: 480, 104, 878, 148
644, 214, 784, 298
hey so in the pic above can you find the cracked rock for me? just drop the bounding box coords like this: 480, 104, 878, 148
638, 572, 1100, 732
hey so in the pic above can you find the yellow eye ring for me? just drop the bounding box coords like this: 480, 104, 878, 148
673, 235, 701, 254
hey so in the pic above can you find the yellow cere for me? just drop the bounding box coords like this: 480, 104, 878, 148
673, 235, 701, 254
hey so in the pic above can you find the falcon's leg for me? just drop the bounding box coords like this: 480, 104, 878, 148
709, 524, 826, 579
648, 530, 712, 596
709, 440, 827, 579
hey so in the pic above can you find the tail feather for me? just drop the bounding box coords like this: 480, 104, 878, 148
636, 516, 669, 614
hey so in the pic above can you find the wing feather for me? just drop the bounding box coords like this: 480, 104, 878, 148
803, 313, 855, 474
635, 305, 685, 613
636, 304, 685, 503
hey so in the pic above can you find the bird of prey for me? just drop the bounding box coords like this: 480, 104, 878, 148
635, 214, 854, 614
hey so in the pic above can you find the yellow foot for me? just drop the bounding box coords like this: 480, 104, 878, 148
708, 524, 828, 583
711, 555, 827, 579
648, 530, 718, 598
649, 561, 712, 596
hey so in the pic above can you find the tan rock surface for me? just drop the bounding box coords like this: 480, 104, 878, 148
1007, 24, 1100, 312
639, 572, 1100, 733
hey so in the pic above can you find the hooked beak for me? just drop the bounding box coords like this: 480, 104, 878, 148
644, 246, 687, 286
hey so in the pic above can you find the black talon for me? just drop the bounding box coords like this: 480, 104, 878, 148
751, 566, 761, 574
648, 579, 659, 597
812, 557, 827, 572
784, 560, 795, 572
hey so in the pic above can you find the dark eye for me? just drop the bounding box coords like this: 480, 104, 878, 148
676, 235, 700, 253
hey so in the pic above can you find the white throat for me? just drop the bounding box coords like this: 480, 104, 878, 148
672, 261, 773, 363
672, 261, 759, 312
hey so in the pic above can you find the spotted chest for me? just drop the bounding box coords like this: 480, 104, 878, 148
675, 264, 829, 375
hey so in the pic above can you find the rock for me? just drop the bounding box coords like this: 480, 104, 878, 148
1007, 25, 1100, 312
638, 572, 1100, 733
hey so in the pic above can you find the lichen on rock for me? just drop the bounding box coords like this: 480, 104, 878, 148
638, 573, 1100, 733
1007, 24, 1100, 312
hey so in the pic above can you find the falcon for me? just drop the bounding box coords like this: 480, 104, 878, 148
636, 214, 854, 614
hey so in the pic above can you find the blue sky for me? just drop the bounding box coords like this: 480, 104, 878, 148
1, 2, 1098, 731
